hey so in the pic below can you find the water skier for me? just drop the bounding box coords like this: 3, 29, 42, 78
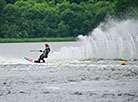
35, 43, 51, 63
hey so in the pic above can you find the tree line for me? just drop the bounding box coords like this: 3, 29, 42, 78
0, 0, 138, 38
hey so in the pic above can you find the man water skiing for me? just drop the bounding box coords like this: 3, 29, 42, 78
35, 43, 51, 63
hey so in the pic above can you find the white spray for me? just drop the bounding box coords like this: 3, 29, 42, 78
49, 19, 138, 61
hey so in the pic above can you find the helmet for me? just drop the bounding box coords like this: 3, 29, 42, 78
45, 43, 49, 48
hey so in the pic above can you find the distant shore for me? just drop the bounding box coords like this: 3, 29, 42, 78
0, 37, 76, 43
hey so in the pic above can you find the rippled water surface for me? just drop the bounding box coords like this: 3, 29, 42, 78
0, 42, 138, 102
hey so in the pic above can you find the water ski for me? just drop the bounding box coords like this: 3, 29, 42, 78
24, 57, 44, 63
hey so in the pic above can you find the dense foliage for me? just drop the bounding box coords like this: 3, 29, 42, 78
0, 0, 138, 38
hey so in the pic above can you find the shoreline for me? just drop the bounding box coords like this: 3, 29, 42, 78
0, 37, 76, 43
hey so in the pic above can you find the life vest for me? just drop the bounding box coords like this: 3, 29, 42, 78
42, 48, 50, 58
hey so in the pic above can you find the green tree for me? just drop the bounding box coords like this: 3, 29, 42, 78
0, 0, 6, 12
5, 0, 18, 4
1, 0, 137, 38
57, 21, 70, 37
3, 24, 19, 38
2, 4, 20, 23
0, 0, 6, 34
67, 0, 89, 4
88, 0, 97, 4
43, 8, 59, 37
114, 0, 138, 17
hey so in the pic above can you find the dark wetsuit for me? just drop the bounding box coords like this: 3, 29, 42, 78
35, 48, 50, 63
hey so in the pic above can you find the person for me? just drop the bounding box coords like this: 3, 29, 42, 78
35, 43, 51, 63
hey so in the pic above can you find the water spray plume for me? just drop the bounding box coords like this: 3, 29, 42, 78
49, 19, 138, 61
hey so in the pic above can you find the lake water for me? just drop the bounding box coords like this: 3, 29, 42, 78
0, 42, 138, 102
0, 19, 138, 102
